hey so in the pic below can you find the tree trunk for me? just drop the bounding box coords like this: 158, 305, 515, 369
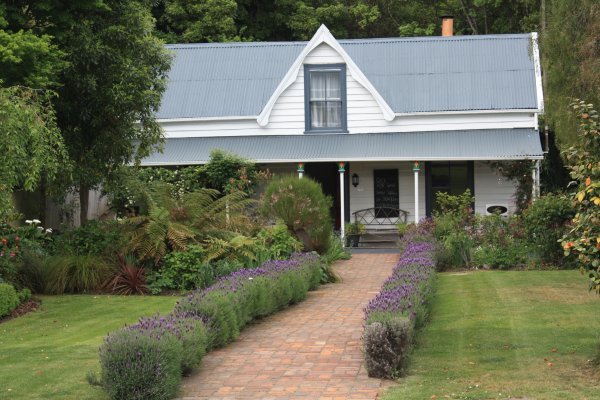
80, 183, 89, 226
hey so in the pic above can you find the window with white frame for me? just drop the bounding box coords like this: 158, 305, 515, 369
304, 64, 347, 133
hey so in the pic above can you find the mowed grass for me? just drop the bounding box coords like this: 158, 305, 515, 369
0, 295, 178, 400
385, 270, 600, 400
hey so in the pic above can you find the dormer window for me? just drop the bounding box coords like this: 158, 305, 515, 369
304, 64, 347, 133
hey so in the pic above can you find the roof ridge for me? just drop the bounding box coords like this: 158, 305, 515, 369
165, 33, 534, 49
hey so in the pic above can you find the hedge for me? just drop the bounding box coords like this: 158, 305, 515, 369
363, 226, 437, 378
98, 252, 322, 399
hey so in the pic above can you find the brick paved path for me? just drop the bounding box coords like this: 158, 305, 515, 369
179, 253, 398, 400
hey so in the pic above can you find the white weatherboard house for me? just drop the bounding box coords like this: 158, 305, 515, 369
142, 22, 544, 237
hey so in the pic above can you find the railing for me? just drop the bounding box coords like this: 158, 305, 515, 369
352, 207, 408, 226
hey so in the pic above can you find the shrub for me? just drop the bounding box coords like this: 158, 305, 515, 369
363, 317, 413, 378
560, 101, 600, 293
98, 252, 323, 399
45, 254, 112, 294
98, 326, 183, 400
523, 193, 575, 265
319, 233, 349, 282
174, 253, 322, 348
363, 227, 437, 378
471, 214, 529, 269
17, 288, 31, 303
54, 220, 126, 257
17, 244, 49, 293
105, 254, 148, 295
255, 223, 303, 260
147, 245, 211, 294
262, 176, 332, 253
0, 283, 20, 317
131, 313, 208, 375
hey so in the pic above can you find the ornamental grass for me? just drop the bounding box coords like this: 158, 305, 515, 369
97, 252, 322, 400
363, 226, 437, 378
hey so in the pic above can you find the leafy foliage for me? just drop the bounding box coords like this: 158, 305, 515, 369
542, 1, 600, 148
0, 87, 69, 221
560, 101, 600, 293
45, 254, 112, 294
262, 176, 333, 253
147, 245, 212, 293
522, 193, 575, 265
105, 254, 149, 295
0, 283, 20, 318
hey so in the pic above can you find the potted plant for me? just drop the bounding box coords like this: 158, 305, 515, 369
345, 222, 366, 247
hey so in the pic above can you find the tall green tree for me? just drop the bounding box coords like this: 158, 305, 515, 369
0, 87, 69, 221
154, 0, 238, 43
542, 0, 600, 148
4, 1, 172, 224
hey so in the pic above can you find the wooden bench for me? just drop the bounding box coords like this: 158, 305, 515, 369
352, 207, 408, 227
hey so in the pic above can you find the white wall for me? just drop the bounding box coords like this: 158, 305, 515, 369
349, 162, 425, 225
474, 161, 518, 214
160, 42, 537, 139
346, 161, 518, 226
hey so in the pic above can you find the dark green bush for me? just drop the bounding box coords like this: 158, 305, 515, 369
471, 214, 529, 269
522, 193, 575, 265
98, 328, 182, 400
363, 316, 413, 379
147, 245, 212, 294
17, 287, 31, 303
0, 283, 20, 317
45, 254, 112, 294
262, 176, 332, 253
53, 221, 126, 257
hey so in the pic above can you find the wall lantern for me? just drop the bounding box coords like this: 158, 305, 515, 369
351, 173, 359, 187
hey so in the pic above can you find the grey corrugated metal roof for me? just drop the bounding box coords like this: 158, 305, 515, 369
157, 34, 538, 119
141, 129, 543, 165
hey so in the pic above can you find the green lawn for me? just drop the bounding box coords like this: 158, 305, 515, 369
385, 270, 600, 400
0, 295, 178, 400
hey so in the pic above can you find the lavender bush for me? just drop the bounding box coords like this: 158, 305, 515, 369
363, 226, 437, 378
98, 325, 182, 400
174, 252, 321, 348
98, 252, 322, 399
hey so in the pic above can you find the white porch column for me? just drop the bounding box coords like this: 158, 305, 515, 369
338, 162, 346, 240
297, 162, 304, 179
413, 161, 421, 223
532, 160, 541, 200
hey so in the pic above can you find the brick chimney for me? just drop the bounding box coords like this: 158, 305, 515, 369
441, 16, 454, 36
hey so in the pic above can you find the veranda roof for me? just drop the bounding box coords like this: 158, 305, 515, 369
140, 129, 543, 166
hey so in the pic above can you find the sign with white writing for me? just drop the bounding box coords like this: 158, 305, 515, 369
373, 169, 399, 218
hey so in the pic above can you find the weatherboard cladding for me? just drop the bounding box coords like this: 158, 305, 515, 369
141, 129, 543, 165
157, 34, 538, 119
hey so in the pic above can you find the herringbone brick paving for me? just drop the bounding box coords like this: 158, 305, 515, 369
178, 253, 398, 399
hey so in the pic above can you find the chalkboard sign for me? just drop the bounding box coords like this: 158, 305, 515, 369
374, 169, 399, 218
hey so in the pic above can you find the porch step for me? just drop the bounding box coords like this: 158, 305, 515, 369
356, 232, 399, 249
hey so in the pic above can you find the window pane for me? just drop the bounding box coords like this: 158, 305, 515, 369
311, 101, 326, 128
431, 164, 450, 188
449, 165, 468, 195
325, 72, 341, 99
326, 102, 341, 127
310, 72, 327, 100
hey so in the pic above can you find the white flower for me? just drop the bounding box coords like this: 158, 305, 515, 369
25, 220, 33, 225
32, 219, 41, 224
37, 226, 44, 231
45, 228, 53, 234
248, 277, 253, 280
